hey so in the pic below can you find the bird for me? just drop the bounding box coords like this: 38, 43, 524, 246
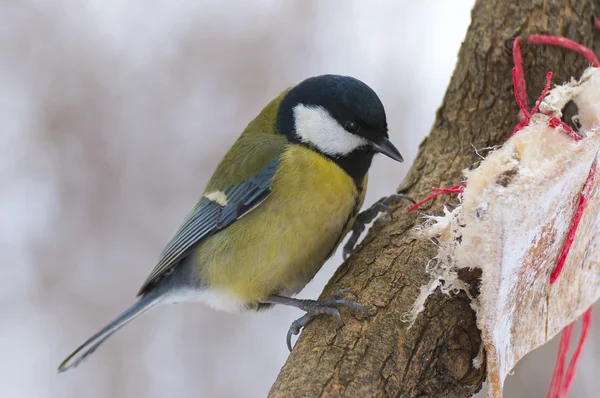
58, 74, 410, 372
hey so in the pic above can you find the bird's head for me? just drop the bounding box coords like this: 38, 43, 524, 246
277, 75, 403, 179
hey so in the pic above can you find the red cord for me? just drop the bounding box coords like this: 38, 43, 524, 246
547, 323, 574, 398
522, 34, 600, 397
510, 35, 590, 284
407, 183, 466, 212
527, 35, 600, 67
409, 36, 597, 395
509, 70, 553, 138
562, 307, 592, 395
530, 72, 553, 116
547, 307, 593, 398
548, 117, 580, 141
550, 158, 597, 284
513, 37, 528, 111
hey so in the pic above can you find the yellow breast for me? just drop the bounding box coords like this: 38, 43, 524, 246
196, 145, 365, 304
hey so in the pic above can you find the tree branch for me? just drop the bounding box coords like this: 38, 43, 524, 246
269, 1, 597, 397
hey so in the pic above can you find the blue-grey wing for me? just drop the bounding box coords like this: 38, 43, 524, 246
137, 156, 280, 295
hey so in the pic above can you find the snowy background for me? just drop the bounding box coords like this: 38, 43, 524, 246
1, 1, 598, 397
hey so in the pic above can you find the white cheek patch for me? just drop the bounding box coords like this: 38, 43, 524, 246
293, 104, 369, 156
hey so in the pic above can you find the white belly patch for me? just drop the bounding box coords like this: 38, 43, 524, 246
162, 287, 247, 313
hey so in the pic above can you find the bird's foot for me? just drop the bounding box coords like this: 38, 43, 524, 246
285, 289, 368, 351
265, 290, 368, 351
343, 194, 415, 259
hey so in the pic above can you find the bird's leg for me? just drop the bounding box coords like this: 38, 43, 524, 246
342, 194, 415, 259
264, 289, 368, 351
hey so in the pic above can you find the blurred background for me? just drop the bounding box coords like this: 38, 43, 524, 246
1, 0, 598, 397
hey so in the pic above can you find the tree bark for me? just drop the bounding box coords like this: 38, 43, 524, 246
269, 1, 597, 397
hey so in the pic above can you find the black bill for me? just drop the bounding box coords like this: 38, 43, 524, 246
372, 137, 404, 162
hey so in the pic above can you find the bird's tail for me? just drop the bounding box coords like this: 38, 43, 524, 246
58, 293, 162, 372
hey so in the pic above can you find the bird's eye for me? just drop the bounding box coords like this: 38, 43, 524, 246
344, 121, 360, 133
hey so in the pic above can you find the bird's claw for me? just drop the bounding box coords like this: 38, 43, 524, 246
331, 288, 356, 300
286, 290, 367, 351
342, 194, 415, 259
343, 229, 364, 260
287, 313, 311, 352
375, 202, 393, 219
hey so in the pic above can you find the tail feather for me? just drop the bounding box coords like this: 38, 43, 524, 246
58, 294, 161, 372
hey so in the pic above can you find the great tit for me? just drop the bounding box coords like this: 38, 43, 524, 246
58, 74, 407, 371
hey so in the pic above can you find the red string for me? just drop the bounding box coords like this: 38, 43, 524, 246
509, 70, 553, 138
407, 183, 466, 212
411, 39, 559, 209
511, 35, 597, 398
547, 307, 593, 398
527, 35, 600, 67
409, 37, 597, 395
548, 117, 580, 141
511, 35, 598, 397
513, 36, 528, 110
530, 72, 553, 116
547, 323, 574, 398
550, 158, 597, 283
562, 307, 593, 395
510, 35, 591, 286
595, 18, 600, 33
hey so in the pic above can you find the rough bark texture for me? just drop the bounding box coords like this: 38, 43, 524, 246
269, 1, 597, 397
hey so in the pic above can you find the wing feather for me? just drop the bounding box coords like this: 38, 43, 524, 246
137, 156, 280, 295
